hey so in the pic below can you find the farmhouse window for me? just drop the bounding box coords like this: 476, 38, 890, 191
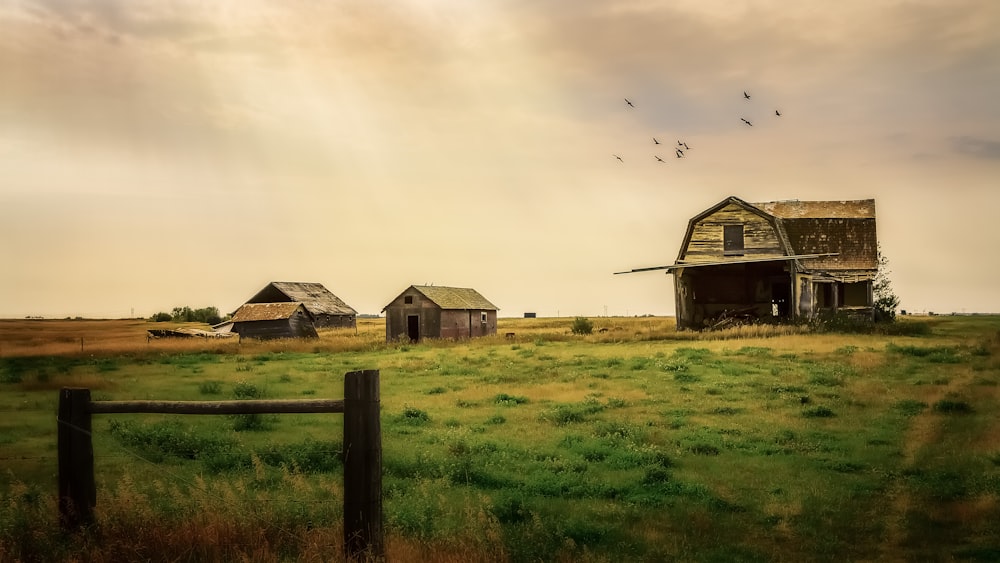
404, 296, 413, 304
723, 224, 745, 255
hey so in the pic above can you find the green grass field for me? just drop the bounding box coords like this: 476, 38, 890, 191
1, 315, 999, 562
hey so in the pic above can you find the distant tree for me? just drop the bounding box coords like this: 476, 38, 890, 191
167, 306, 224, 325
150, 312, 173, 322
873, 245, 900, 323
570, 316, 594, 335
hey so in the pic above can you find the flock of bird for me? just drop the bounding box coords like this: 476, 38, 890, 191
614, 91, 781, 165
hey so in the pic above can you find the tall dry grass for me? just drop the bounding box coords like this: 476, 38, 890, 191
1, 316, 849, 360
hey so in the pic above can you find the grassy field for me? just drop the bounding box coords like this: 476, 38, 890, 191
1, 315, 999, 562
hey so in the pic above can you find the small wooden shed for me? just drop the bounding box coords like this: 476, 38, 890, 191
228, 302, 318, 340
244, 282, 357, 329
382, 285, 499, 342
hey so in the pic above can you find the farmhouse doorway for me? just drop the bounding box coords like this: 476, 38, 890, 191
406, 315, 420, 342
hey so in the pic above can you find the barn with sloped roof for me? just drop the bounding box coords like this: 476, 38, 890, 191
382, 285, 499, 342
244, 282, 357, 329
228, 302, 318, 340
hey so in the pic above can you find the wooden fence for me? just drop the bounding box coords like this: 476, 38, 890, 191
57, 369, 383, 562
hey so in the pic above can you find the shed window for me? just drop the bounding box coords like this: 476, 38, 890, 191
404, 296, 413, 304
724, 225, 744, 255
481, 312, 488, 323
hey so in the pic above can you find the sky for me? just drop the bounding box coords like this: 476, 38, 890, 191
2, 0, 1000, 319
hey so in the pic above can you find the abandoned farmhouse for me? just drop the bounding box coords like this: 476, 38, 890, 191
383, 285, 499, 342
663, 196, 878, 330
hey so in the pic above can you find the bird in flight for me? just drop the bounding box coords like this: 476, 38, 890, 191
775, 110, 782, 116
614, 154, 624, 163
625, 98, 635, 108
743, 91, 751, 100
678, 141, 690, 150
741, 118, 753, 126
675, 149, 684, 158
653, 137, 660, 144
655, 155, 665, 163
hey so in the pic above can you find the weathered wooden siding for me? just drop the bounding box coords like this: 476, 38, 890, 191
384, 288, 442, 342
439, 310, 497, 339
682, 204, 784, 262
232, 316, 318, 340
313, 314, 356, 329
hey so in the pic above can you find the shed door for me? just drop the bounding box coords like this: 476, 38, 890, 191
407, 315, 420, 342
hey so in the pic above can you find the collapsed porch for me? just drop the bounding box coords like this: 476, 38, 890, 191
667, 256, 873, 330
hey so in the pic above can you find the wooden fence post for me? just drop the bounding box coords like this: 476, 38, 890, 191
343, 370, 383, 562
58, 387, 95, 531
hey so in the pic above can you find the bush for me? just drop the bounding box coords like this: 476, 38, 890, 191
933, 399, 973, 414
198, 381, 222, 395
150, 312, 173, 322
803, 406, 835, 418
231, 380, 267, 431
570, 317, 594, 335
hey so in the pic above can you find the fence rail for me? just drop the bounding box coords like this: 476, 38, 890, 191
57, 369, 383, 562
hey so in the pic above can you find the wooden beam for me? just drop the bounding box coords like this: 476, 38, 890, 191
88, 399, 345, 415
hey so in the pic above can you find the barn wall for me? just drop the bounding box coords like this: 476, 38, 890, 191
384, 289, 442, 341
683, 203, 784, 263
439, 309, 497, 339
313, 314, 356, 329
288, 310, 319, 338
233, 317, 318, 340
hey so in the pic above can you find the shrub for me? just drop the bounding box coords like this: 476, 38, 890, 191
397, 406, 430, 425
933, 399, 972, 414
494, 393, 529, 405
893, 399, 927, 416
689, 443, 721, 456
198, 380, 222, 395
231, 380, 267, 431
803, 406, 835, 418
150, 312, 173, 322
570, 317, 594, 335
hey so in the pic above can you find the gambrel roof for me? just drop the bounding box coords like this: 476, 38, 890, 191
619, 196, 878, 278
246, 282, 357, 316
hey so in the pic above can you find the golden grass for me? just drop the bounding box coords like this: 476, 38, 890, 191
0, 316, 817, 359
